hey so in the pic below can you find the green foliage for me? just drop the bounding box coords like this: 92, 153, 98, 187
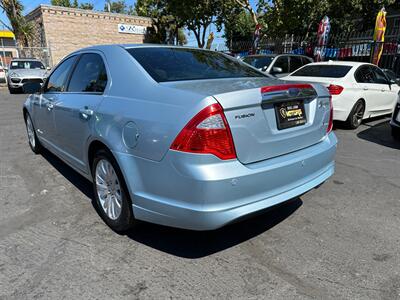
257, 0, 400, 37
104, 0, 124, 13
221, 7, 255, 45
0, 0, 33, 46
167, 0, 225, 48
50, 0, 71, 7
79, 2, 94, 10
135, 0, 186, 45
71, 0, 78, 8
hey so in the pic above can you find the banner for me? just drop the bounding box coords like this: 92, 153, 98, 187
372, 7, 387, 65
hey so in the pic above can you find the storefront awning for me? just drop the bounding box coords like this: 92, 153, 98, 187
0, 31, 15, 38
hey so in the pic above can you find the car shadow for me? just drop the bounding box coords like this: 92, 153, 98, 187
41, 148, 94, 199
41, 148, 303, 258
126, 198, 302, 258
357, 119, 400, 150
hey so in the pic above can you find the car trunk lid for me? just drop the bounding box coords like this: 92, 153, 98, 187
162, 78, 331, 164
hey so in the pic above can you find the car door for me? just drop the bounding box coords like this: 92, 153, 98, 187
269, 56, 289, 77
370, 65, 398, 114
53, 52, 108, 173
33, 55, 77, 147
354, 65, 378, 115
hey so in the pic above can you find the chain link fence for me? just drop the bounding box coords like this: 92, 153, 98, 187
16, 47, 53, 68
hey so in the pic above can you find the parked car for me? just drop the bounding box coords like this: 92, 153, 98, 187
7, 58, 48, 94
382, 68, 400, 85
282, 61, 400, 129
23, 45, 336, 232
242, 54, 313, 77
390, 96, 400, 140
0, 61, 6, 83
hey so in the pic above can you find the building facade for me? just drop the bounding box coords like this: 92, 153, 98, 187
0, 30, 17, 66
26, 5, 152, 66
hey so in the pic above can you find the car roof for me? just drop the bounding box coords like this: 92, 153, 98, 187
245, 54, 276, 58
304, 61, 368, 67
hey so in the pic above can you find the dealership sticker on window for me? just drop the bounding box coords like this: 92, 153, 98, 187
118, 24, 146, 35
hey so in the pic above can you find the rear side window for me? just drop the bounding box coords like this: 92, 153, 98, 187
355, 66, 375, 83
126, 47, 265, 82
289, 56, 303, 72
68, 53, 108, 93
371, 66, 389, 84
45, 56, 76, 92
292, 65, 352, 78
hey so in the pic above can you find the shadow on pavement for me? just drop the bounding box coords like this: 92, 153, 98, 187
41, 148, 302, 258
41, 148, 94, 199
127, 198, 302, 258
357, 119, 400, 150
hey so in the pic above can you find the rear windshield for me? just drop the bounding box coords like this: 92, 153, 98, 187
243, 56, 273, 69
126, 47, 266, 82
10, 60, 45, 70
291, 65, 352, 78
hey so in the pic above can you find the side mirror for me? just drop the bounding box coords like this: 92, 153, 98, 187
261, 66, 268, 72
272, 67, 283, 74
390, 79, 396, 85
46, 66, 51, 70
23, 82, 42, 94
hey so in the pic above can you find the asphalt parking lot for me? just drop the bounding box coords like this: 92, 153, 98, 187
0, 87, 399, 299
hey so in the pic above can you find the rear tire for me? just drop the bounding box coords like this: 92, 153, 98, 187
345, 100, 365, 129
25, 113, 42, 154
92, 149, 135, 232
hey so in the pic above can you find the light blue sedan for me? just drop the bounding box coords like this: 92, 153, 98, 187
23, 45, 337, 232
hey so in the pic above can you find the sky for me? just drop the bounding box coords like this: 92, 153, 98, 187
0, 0, 258, 46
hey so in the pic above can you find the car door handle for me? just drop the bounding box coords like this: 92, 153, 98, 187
363, 87, 369, 91
79, 107, 94, 120
381, 89, 385, 92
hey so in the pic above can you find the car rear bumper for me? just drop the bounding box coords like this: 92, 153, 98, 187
114, 132, 337, 230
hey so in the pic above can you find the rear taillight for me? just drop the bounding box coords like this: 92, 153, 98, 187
327, 84, 343, 95
170, 103, 236, 160
327, 96, 333, 133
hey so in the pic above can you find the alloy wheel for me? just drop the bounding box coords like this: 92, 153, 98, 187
26, 116, 36, 148
95, 159, 122, 220
352, 102, 364, 127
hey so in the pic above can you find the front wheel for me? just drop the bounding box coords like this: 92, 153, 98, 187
345, 100, 365, 129
92, 149, 135, 232
25, 113, 42, 154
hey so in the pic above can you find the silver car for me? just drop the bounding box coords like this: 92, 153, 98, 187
8, 58, 48, 93
242, 54, 313, 77
23, 45, 337, 232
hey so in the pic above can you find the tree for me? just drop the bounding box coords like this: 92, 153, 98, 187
167, 0, 223, 48
135, 0, 186, 45
0, 0, 33, 46
79, 2, 94, 10
71, 0, 78, 8
104, 0, 126, 13
223, 10, 254, 47
233, 0, 258, 26
50, 0, 71, 7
